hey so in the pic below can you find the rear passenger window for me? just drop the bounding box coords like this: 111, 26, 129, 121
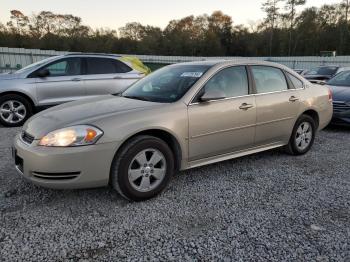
203, 66, 249, 98
287, 73, 304, 89
86, 58, 131, 74
114, 60, 132, 73
251, 66, 288, 93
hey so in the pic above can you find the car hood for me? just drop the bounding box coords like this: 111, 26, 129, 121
328, 85, 350, 102
24, 95, 160, 138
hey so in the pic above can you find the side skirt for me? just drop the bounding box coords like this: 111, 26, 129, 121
187, 142, 286, 169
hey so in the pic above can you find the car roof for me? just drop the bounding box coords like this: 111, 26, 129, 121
64, 53, 121, 58
173, 59, 293, 71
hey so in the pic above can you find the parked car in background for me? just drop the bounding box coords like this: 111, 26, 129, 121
325, 70, 350, 125
303, 65, 350, 84
0, 54, 150, 127
13, 60, 333, 201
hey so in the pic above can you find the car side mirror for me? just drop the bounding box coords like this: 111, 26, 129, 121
200, 89, 226, 102
36, 69, 50, 78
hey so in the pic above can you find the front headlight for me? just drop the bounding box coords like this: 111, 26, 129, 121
38, 125, 103, 147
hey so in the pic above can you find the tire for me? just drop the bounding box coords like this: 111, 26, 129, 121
0, 94, 33, 127
110, 135, 175, 201
285, 114, 316, 155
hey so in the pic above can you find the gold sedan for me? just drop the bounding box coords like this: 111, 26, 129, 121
13, 60, 333, 201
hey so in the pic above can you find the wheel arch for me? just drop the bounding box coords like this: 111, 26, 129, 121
0, 91, 35, 110
300, 109, 320, 129
114, 128, 183, 171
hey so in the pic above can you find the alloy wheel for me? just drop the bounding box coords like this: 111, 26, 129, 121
0, 100, 27, 125
128, 148, 167, 193
295, 121, 313, 151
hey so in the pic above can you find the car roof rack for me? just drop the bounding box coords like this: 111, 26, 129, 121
64, 53, 121, 57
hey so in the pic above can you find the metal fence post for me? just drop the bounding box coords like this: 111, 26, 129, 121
30, 52, 34, 64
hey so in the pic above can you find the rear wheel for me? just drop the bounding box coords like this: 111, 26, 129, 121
0, 94, 33, 127
285, 114, 316, 155
110, 135, 174, 201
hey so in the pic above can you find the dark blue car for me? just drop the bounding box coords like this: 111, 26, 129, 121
326, 71, 350, 125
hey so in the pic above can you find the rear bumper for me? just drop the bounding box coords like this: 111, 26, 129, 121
13, 134, 121, 189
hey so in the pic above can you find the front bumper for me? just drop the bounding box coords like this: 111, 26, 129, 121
331, 108, 350, 126
13, 134, 121, 189
331, 115, 350, 125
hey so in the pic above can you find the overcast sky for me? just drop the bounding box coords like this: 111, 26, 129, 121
0, 0, 342, 29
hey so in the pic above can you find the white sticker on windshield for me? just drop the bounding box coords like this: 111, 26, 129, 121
180, 72, 203, 78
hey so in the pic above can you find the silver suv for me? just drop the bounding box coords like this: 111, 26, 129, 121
0, 54, 148, 127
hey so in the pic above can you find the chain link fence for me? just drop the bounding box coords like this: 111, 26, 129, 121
2, 46, 350, 73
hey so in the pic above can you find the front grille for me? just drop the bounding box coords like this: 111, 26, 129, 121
32, 171, 81, 180
21, 131, 34, 145
333, 101, 350, 113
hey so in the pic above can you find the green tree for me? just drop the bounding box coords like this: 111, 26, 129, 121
1, 6, 350, 57
6, 10, 29, 35
283, 0, 306, 55
208, 11, 233, 55
119, 22, 145, 41
261, 0, 282, 56
339, 0, 350, 54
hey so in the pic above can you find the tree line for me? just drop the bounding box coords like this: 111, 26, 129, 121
0, 0, 349, 57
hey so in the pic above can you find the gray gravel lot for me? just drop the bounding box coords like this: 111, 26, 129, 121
0, 126, 349, 261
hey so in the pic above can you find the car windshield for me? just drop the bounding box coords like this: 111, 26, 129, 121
305, 66, 338, 76
122, 64, 211, 103
15, 56, 58, 74
327, 71, 350, 87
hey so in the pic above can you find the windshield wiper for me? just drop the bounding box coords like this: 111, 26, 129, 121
122, 95, 152, 102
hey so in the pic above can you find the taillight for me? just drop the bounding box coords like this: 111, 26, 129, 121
328, 88, 333, 101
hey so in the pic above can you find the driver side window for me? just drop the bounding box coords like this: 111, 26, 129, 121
39, 58, 82, 77
203, 66, 249, 99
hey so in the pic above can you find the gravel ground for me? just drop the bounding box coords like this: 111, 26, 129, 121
0, 126, 349, 261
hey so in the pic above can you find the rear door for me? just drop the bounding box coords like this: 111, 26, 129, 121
83, 57, 141, 97
33, 57, 85, 106
250, 65, 302, 146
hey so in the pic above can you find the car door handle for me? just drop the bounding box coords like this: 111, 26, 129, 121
71, 78, 82, 82
113, 76, 124, 79
239, 103, 254, 110
289, 96, 299, 102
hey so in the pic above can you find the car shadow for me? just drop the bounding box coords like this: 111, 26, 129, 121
325, 124, 350, 132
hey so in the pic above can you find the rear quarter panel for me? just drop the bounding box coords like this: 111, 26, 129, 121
298, 83, 333, 130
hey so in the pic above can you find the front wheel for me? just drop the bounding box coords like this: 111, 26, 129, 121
285, 114, 316, 155
110, 135, 174, 201
0, 94, 33, 127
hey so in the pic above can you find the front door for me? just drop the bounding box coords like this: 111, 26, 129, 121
34, 57, 85, 106
188, 66, 256, 161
